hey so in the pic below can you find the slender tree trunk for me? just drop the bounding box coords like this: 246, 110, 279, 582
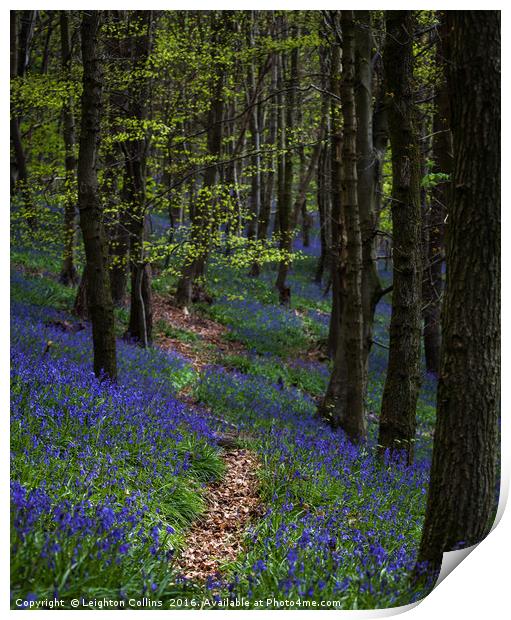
325, 26, 346, 359
415, 10, 500, 578
124, 11, 153, 345
423, 49, 450, 374
315, 40, 331, 284
59, 11, 79, 286
378, 11, 422, 463
250, 54, 277, 277
175, 13, 227, 307
105, 150, 129, 307
77, 11, 117, 381
246, 13, 261, 245
40, 13, 54, 75
275, 36, 296, 306
74, 265, 89, 319
315, 140, 329, 283
319, 11, 366, 442
10, 11, 37, 222
355, 11, 385, 392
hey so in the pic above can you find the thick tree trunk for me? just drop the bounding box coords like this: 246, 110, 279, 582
415, 10, 500, 577
59, 11, 79, 286
77, 11, 117, 381
378, 11, 422, 463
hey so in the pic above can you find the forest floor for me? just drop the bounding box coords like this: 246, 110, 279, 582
177, 447, 263, 581
10, 236, 439, 609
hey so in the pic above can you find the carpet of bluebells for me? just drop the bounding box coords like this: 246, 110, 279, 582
11, 231, 437, 608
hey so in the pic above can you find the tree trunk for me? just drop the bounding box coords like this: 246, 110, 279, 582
423, 46, 450, 374
378, 11, 422, 463
124, 11, 153, 345
10, 11, 37, 222
325, 25, 346, 359
77, 11, 117, 381
315, 39, 331, 284
315, 140, 329, 283
73, 265, 89, 319
175, 13, 227, 307
415, 9, 500, 577
275, 33, 296, 306
250, 54, 277, 277
59, 10, 79, 286
319, 11, 366, 442
355, 10, 385, 392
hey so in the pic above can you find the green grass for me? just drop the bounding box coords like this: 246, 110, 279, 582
154, 319, 199, 343
219, 352, 330, 398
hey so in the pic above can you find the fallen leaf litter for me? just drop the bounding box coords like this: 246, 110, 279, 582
176, 448, 263, 581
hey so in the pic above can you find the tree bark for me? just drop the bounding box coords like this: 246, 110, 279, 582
250, 52, 277, 277
10, 11, 37, 221
325, 23, 346, 359
315, 39, 331, 284
77, 10, 117, 381
124, 11, 153, 345
415, 9, 500, 577
175, 12, 228, 307
319, 11, 366, 442
59, 10, 79, 286
378, 11, 422, 463
423, 38, 451, 374
355, 10, 385, 392
275, 27, 297, 306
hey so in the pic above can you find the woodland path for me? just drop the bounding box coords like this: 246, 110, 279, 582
176, 448, 262, 580
154, 295, 263, 581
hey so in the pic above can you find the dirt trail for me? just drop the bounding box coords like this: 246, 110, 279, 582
176, 448, 263, 580
153, 294, 246, 370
